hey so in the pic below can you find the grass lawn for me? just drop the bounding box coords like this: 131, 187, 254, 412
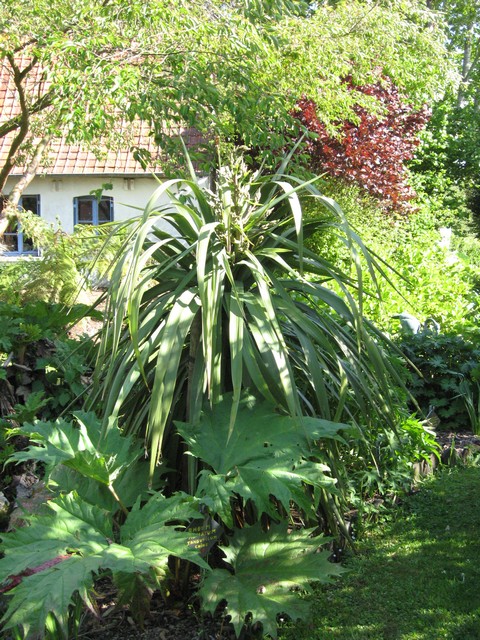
284, 466, 480, 640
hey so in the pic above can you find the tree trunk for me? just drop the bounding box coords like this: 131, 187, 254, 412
457, 22, 474, 108
0, 56, 38, 196
8, 137, 50, 208
0, 58, 49, 239
0, 136, 50, 239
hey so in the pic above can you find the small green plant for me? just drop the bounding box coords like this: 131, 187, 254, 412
398, 332, 480, 431
344, 413, 440, 517
459, 379, 480, 436
0, 302, 98, 427
3, 392, 50, 426
0, 301, 98, 477
89, 150, 406, 502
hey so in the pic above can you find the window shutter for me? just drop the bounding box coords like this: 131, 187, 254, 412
73, 197, 79, 225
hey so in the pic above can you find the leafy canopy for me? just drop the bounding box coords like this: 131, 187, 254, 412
0, 0, 452, 188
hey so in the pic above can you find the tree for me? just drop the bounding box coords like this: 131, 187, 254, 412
294, 77, 431, 211
411, 0, 480, 188
0, 0, 451, 224
431, 0, 480, 108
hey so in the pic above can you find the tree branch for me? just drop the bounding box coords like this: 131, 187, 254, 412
0, 56, 33, 194
0, 91, 54, 139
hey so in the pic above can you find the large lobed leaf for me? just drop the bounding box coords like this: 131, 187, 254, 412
0, 491, 207, 638
176, 393, 350, 474
176, 393, 347, 524
199, 522, 344, 638
8, 412, 152, 510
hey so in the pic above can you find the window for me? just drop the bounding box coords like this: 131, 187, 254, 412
2, 194, 40, 255
73, 196, 114, 226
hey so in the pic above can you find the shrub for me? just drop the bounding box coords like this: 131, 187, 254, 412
294, 76, 430, 212
88, 152, 405, 479
0, 403, 344, 638
304, 182, 480, 339
398, 331, 480, 432
0, 301, 99, 430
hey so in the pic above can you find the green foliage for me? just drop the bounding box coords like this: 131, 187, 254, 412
0, 262, 25, 305
410, 97, 480, 192
0, 490, 207, 639
0, 0, 452, 189
0, 301, 97, 419
80, 154, 442, 633
199, 523, 343, 638
459, 379, 480, 435
1, 413, 207, 639
176, 393, 348, 527
8, 412, 153, 510
0, 301, 97, 478
1, 399, 346, 638
399, 332, 480, 431
2, 211, 124, 305
415, 0, 480, 188
1, 213, 83, 305
2, 155, 459, 639
0, 300, 95, 354
346, 414, 440, 511
4, 392, 50, 426
305, 181, 480, 338
177, 396, 345, 636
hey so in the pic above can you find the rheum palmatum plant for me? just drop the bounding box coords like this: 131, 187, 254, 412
0, 413, 208, 639
1, 402, 346, 639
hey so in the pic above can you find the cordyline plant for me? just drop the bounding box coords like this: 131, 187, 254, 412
88, 148, 404, 488
0, 151, 408, 639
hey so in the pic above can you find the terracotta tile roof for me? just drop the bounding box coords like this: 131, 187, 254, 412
0, 57, 204, 177
38, 121, 165, 176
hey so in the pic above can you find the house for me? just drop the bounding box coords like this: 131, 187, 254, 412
0, 57, 204, 256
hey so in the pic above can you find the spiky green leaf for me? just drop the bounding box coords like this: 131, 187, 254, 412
199, 523, 343, 638
0, 491, 207, 638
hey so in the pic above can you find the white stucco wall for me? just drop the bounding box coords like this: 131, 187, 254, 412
5, 174, 170, 233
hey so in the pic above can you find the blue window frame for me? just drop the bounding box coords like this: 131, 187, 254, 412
2, 194, 41, 255
73, 196, 114, 226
